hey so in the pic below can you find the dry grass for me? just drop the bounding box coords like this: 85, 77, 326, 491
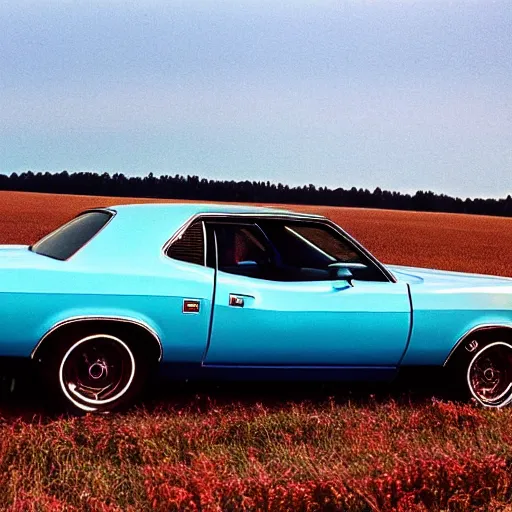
1, 399, 512, 511
1, 190, 511, 277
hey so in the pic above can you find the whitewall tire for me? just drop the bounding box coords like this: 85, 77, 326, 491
57, 333, 138, 413
467, 341, 512, 408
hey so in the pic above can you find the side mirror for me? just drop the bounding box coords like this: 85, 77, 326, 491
327, 262, 367, 288
333, 267, 354, 287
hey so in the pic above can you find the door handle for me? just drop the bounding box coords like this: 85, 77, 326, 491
229, 293, 255, 307
229, 294, 245, 307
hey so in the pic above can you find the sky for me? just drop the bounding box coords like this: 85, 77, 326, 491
1, 0, 511, 199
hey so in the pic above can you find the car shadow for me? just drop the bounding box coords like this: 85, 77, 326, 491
144, 375, 456, 412
0, 370, 462, 422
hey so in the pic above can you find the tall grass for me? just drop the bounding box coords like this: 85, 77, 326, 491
1, 398, 512, 511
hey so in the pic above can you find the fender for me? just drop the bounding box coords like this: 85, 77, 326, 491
31, 314, 163, 361
443, 323, 512, 366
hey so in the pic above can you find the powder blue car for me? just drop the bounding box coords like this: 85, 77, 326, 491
0, 203, 511, 413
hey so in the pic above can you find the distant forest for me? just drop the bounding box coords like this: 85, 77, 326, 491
1, 171, 511, 217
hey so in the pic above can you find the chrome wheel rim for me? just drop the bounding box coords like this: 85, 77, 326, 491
467, 341, 512, 408
59, 334, 135, 412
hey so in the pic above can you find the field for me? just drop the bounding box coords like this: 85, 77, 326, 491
1, 191, 510, 277
0, 191, 511, 511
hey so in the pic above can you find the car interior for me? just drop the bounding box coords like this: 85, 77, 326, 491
205, 219, 387, 283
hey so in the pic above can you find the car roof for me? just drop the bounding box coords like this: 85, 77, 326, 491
109, 202, 303, 216
105, 203, 324, 230
71, 202, 325, 265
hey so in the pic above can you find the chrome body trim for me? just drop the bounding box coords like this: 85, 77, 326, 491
201, 220, 207, 266
443, 324, 512, 367
162, 212, 396, 283
31, 315, 163, 362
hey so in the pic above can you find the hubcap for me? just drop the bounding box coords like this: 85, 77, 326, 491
59, 334, 135, 411
88, 360, 108, 380
467, 342, 512, 407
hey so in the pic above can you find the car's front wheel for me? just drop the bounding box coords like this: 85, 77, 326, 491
49, 333, 146, 413
466, 341, 512, 408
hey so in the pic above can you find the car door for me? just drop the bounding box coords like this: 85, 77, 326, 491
203, 218, 411, 367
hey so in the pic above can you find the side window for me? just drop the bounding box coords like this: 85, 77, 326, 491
205, 218, 386, 282
210, 223, 272, 278
266, 223, 361, 269
166, 221, 205, 266
288, 225, 360, 264
259, 220, 386, 282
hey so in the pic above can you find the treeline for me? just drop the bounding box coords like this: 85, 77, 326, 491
1, 171, 511, 217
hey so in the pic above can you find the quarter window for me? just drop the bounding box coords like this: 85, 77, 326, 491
167, 221, 205, 266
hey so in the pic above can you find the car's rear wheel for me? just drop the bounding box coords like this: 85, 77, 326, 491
49, 332, 147, 413
467, 341, 512, 408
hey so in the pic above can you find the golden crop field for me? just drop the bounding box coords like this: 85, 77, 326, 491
1, 190, 511, 277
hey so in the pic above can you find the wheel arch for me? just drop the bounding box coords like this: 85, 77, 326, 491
443, 324, 512, 367
31, 316, 163, 364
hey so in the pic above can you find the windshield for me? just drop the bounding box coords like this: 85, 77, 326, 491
31, 210, 113, 260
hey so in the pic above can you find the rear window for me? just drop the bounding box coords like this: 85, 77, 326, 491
31, 211, 113, 260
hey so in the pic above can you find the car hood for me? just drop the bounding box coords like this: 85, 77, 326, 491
388, 264, 512, 288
